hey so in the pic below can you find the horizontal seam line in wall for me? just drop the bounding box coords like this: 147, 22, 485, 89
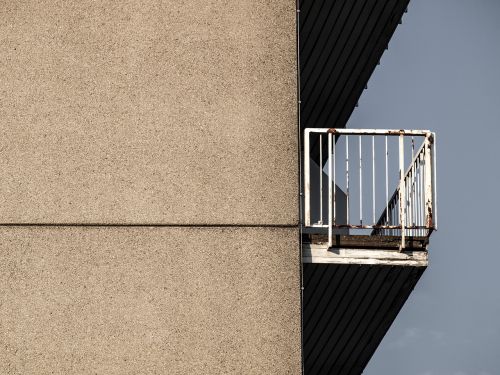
0, 223, 299, 228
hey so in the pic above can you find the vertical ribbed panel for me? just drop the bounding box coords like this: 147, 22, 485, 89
303, 264, 425, 374
299, 0, 411, 130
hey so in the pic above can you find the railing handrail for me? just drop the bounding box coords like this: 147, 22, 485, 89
305, 128, 432, 136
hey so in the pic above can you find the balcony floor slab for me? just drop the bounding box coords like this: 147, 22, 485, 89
303, 243, 428, 267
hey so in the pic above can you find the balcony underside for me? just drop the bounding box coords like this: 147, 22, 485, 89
302, 239, 427, 374
302, 258, 426, 374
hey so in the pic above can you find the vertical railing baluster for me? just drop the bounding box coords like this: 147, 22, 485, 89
399, 134, 406, 249
390, 202, 393, 236
359, 136, 363, 226
406, 171, 409, 237
413, 164, 418, 234
392, 201, 395, 236
409, 171, 412, 236
425, 150, 428, 236
416, 157, 419, 236
393, 201, 395, 236
346, 135, 350, 225
372, 136, 376, 225
388, 205, 391, 236
412, 164, 416, 235
394, 200, 397, 236
409, 140, 412, 237
419, 153, 424, 236
333, 136, 336, 226
385, 136, 389, 224
411, 137, 415, 236
328, 133, 333, 247
417, 155, 421, 236
389, 202, 392, 236
319, 134, 323, 224
410, 173, 412, 237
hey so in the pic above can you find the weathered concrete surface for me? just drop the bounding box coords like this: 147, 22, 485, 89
0, 226, 301, 374
0, 0, 297, 225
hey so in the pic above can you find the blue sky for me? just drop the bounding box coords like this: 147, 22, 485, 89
347, 0, 500, 373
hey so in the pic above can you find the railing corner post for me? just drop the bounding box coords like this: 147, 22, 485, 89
399, 134, 406, 250
424, 133, 433, 235
304, 129, 311, 227
328, 132, 333, 248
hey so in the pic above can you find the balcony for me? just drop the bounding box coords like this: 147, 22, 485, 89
303, 128, 437, 251
301, 128, 437, 374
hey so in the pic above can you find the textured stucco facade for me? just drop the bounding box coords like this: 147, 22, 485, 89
0, 1, 300, 374
0, 0, 297, 225
0, 227, 301, 374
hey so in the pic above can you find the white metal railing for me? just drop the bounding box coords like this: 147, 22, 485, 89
304, 128, 437, 249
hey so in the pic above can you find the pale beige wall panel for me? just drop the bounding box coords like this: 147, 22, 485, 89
0, 1, 297, 225
0, 226, 301, 374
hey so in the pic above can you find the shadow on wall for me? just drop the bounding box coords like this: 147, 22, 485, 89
306, 159, 348, 235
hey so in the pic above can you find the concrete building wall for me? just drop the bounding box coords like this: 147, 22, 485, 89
0, 1, 300, 374
0, 0, 298, 225
0, 227, 301, 374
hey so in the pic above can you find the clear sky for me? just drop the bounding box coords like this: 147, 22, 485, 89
347, 1, 500, 374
